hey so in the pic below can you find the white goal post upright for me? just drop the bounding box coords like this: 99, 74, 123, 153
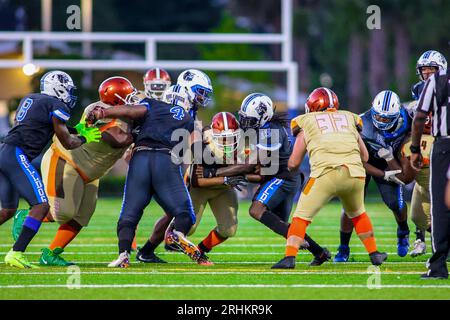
0, 0, 298, 109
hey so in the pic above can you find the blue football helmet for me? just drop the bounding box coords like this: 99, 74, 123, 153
371, 90, 401, 131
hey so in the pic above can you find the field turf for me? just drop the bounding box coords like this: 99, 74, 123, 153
0, 199, 449, 300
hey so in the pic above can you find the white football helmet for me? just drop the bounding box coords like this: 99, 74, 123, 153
161, 84, 192, 112
416, 50, 447, 80
40, 70, 77, 108
238, 93, 274, 129
177, 69, 213, 107
371, 90, 401, 131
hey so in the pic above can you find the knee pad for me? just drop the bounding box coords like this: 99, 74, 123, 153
217, 224, 237, 238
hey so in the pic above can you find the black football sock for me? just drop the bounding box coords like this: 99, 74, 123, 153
140, 240, 158, 255
397, 220, 410, 232
13, 216, 42, 252
198, 242, 209, 253
304, 234, 324, 256
340, 230, 352, 247
259, 211, 289, 238
117, 221, 135, 253
415, 228, 425, 242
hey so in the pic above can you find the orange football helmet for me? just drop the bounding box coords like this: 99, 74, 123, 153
305, 87, 339, 113
143, 68, 171, 99
98, 76, 138, 106
211, 112, 241, 154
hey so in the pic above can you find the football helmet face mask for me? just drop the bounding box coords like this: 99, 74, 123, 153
416, 50, 447, 81
143, 68, 171, 100
161, 84, 192, 112
371, 90, 401, 131
177, 69, 213, 108
98, 76, 139, 106
40, 70, 77, 108
305, 87, 339, 113
238, 93, 274, 130
211, 112, 241, 154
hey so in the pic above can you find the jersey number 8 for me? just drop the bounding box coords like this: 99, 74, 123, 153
16, 98, 33, 122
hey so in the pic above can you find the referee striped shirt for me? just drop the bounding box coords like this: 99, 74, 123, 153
417, 69, 450, 137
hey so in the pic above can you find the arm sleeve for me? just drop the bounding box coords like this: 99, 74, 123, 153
50, 101, 71, 123
416, 75, 436, 113
354, 114, 363, 132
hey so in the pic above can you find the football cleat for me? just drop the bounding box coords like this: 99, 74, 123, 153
165, 230, 201, 262
197, 252, 214, 266
420, 271, 448, 280
333, 245, 350, 262
271, 256, 296, 269
4, 250, 39, 269
309, 248, 331, 266
410, 239, 426, 257
39, 248, 74, 266
164, 243, 183, 252
136, 249, 167, 264
369, 251, 388, 266
397, 230, 410, 257
12, 209, 28, 241
108, 251, 130, 268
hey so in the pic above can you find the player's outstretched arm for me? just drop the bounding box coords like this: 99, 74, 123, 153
213, 164, 257, 177
87, 105, 148, 123
288, 131, 307, 172
52, 117, 86, 150
102, 126, 134, 148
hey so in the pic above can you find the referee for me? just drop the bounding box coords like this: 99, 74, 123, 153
411, 67, 450, 280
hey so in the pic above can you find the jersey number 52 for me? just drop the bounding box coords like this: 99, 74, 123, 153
315, 113, 349, 133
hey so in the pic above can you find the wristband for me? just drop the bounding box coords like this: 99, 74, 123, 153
409, 145, 421, 154
78, 136, 87, 144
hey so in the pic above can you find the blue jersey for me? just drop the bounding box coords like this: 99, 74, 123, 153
411, 81, 425, 100
257, 121, 294, 180
360, 108, 411, 169
3, 93, 71, 160
135, 98, 194, 150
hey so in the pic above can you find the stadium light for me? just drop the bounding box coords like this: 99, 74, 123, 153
22, 63, 39, 76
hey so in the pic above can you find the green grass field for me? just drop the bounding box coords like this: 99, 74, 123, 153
0, 199, 449, 300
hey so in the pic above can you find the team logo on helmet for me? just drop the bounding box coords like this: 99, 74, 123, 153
255, 103, 268, 116
183, 71, 195, 81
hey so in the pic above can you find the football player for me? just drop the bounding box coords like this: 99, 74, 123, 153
124, 68, 173, 252
31, 76, 135, 266
404, 50, 447, 256
143, 67, 172, 100
272, 87, 387, 269
136, 69, 213, 264
200, 93, 331, 266
0, 70, 99, 268
87, 81, 210, 268
184, 112, 258, 265
334, 90, 414, 262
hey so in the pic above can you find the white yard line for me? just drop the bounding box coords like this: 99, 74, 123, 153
0, 284, 449, 289
0, 243, 403, 248
0, 251, 426, 256
0, 271, 423, 275
0, 261, 429, 265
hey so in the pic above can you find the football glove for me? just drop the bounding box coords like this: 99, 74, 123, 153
383, 169, 405, 186
75, 122, 102, 143
377, 147, 394, 162
224, 176, 248, 191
